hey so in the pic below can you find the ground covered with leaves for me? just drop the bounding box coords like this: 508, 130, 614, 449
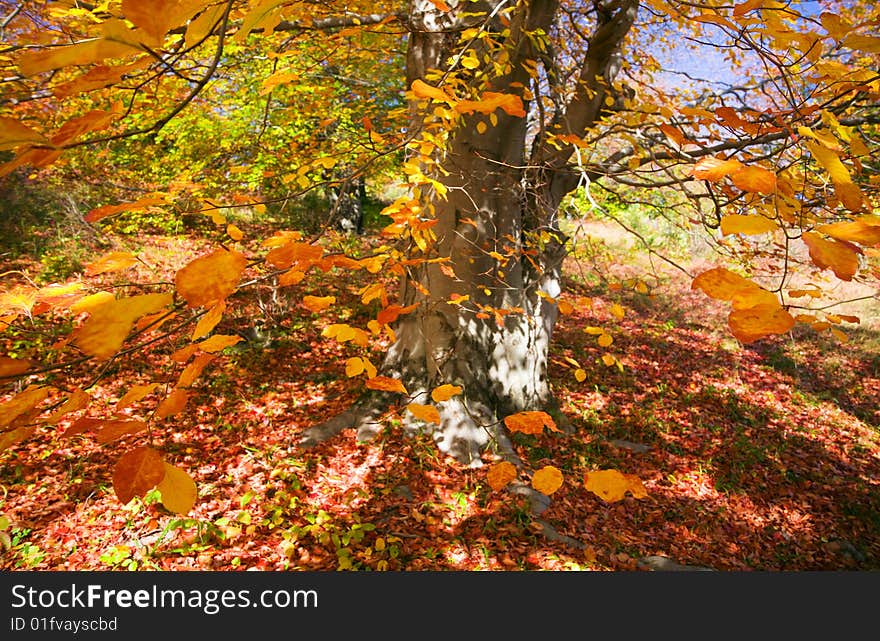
1, 227, 879, 572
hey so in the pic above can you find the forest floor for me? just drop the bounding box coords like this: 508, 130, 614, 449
1, 221, 879, 571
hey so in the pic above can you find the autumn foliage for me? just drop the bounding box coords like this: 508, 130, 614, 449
0, 0, 878, 569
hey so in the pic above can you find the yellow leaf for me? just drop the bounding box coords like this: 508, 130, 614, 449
17, 38, 141, 77
731, 166, 777, 194
175, 249, 247, 308
192, 301, 226, 341
597, 333, 613, 347
801, 232, 860, 281
431, 384, 462, 403
805, 140, 862, 211
728, 303, 796, 343
584, 469, 647, 502
113, 446, 166, 504
583, 326, 604, 335
0, 116, 48, 151
487, 461, 517, 491
155, 388, 189, 419
601, 354, 616, 367
69, 291, 115, 313
610, 303, 625, 319
157, 463, 198, 515
227, 224, 244, 241
73, 293, 173, 360
185, 3, 225, 48
234, 0, 286, 40
532, 466, 564, 495
365, 376, 408, 394
345, 357, 365, 377
406, 403, 441, 425
503, 410, 559, 435
574, 368, 586, 382
301, 295, 336, 313
557, 299, 574, 315
115, 383, 159, 410
720, 215, 777, 236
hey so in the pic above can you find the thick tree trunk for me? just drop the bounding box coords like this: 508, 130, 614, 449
302, 0, 638, 466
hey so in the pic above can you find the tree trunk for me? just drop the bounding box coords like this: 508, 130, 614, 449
302, 0, 638, 466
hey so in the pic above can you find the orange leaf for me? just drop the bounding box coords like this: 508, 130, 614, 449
0, 116, 48, 151
692, 157, 743, 181
728, 303, 795, 343
365, 376, 408, 394
816, 216, 880, 246
410, 79, 456, 104
176, 353, 213, 388
95, 418, 148, 444
691, 267, 754, 301
531, 465, 564, 495
0, 385, 52, 429
155, 388, 189, 420
192, 301, 226, 341
44, 389, 90, 423
730, 166, 777, 194
115, 383, 159, 410
406, 403, 441, 425
198, 334, 243, 353
113, 446, 165, 504
802, 231, 860, 281
455, 92, 526, 118
431, 384, 462, 403
376, 303, 419, 325
0, 357, 34, 377
487, 461, 517, 491
584, 469, 647, 502
85, 196, 167, 223
265, 241, 323, 270
0, 426, 35, 452
175, 249, 247, 308
301, 295, 336, 313
503, 410, 559, 435
597, 333, 613, 347
156, 463, 197, 515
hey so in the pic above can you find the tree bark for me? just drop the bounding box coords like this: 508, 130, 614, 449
302, 0, 638, 465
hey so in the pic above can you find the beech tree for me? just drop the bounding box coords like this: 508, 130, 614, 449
0, 0, 877, 512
